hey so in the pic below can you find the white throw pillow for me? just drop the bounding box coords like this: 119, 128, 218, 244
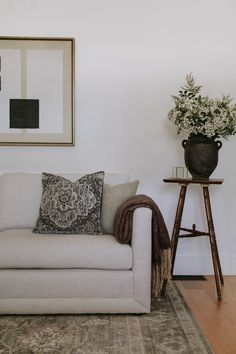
101, 180, 139, 235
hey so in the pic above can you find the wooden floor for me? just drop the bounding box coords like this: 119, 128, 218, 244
176, 276, 236, 354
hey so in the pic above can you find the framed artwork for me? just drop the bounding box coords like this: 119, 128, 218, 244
0, 36, 74, 146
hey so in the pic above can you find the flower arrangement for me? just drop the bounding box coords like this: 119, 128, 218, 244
168, 74, 236, 139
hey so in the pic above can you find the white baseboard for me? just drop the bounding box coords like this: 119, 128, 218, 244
173, 256, 236, 275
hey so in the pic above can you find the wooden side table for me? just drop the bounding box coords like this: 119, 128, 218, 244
163, 177, 224, 300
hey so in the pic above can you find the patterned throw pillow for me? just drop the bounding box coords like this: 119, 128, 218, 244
33, 171, 104, 234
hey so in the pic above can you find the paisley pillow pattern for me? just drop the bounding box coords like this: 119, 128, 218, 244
33, 171, 104, 234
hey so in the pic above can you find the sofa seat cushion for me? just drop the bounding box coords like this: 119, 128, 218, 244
0, 229, 132, 270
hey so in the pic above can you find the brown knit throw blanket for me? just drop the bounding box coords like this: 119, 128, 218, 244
113, 194, 171, 296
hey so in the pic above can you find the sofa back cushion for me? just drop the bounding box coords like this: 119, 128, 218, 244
0, 172, 131, 231
0, 173, 42, 231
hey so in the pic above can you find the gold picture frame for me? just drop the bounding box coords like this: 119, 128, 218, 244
0, 36, 74, 146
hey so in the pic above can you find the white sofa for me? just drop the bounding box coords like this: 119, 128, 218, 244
0, 172, 152, 314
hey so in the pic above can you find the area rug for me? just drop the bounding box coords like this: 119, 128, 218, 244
0, 282, 213, 354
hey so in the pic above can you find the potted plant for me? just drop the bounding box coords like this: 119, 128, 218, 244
168, 74, 236, 179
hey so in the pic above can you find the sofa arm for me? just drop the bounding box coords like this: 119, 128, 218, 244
131, 207, 152, 311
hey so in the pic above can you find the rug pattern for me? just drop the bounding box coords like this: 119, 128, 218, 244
0, 282, 213, 354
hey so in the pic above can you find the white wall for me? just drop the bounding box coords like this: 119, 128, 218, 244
0, 0, 236, 274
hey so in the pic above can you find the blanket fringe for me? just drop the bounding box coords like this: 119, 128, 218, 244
151, 248, 171, 297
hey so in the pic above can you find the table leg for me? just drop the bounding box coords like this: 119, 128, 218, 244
171, 185, 187, 275
203, 186, 224, 300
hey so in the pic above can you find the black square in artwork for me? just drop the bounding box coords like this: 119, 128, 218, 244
10, 99, 39, 129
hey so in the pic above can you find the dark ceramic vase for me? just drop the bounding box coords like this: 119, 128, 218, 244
182, 134, 222, 179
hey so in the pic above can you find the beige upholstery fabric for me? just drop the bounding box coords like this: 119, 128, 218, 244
132, 208, 152, 311
0, 298, 148, 314
0, 229, 132, 270
0, 269, 133, 298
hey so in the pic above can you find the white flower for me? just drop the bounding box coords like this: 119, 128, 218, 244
168, 74, 236, 139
